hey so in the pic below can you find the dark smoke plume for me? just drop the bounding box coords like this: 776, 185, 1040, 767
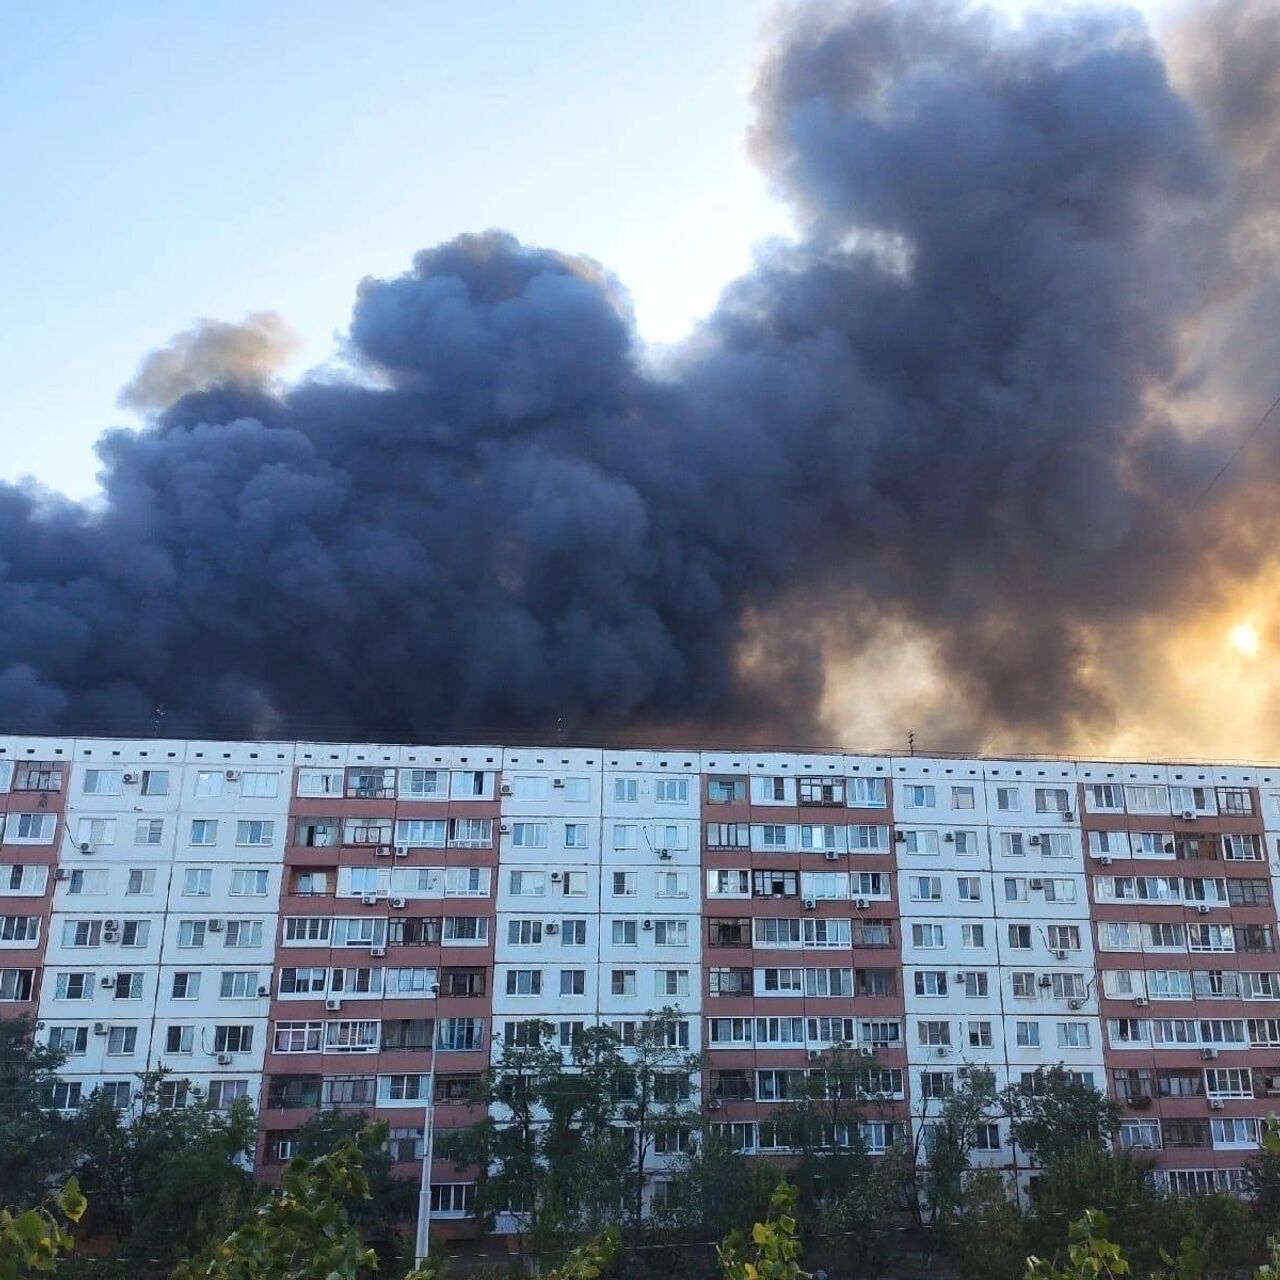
4, 0, 1280, 748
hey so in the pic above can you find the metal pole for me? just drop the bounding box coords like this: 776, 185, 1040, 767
414, 1066, 435, 1265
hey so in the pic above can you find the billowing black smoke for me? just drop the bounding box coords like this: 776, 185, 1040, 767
3, 0, 1278, 745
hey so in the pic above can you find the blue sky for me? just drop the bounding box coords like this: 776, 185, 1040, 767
0, 0, 787, 497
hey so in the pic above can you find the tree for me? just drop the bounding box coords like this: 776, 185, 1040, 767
814, 1139, 906, 1280
72, 1070, 257, 1263
175, 1129, 436, 1280
656, 1131, 781, 1242
0, 1018, 72, 1210
0, 1179, 84, 1280
718, 1183, 809, 1280
1001, 1068, 1119, 1170
944, 1169, 1026, 1280
907, 1067, 997, 1227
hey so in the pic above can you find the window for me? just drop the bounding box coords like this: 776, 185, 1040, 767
121, 921, 148, 946
613, 778, 639, 803
208, 1079, 249, 1109
611, 970, 637, 996
274, 1021, 323, 1053
1087, 784, 1123, 811
112, 971, 143, 999
125, 868, 155, 896
230, 869, 269, 896
510, 822, 547, 848
1216, 787, 1253, 816
106, 1026, 138, 1055
904, 830, 939, 855
505, 969, 542, 996
560, 969, 586, 996
430, 1184, 475, 1216
1057, 1022, 1091, 1048
957, 876, 982, 901
137, 768, 168, 796
166, 1025, 194, 1053
48, 1026, 88, 1055
54, 972, 94, 1000
401, 768, 447, 798
562, 823, 589, 848
194, 770, 225, 797
654, 920, 688, 947
1000, 832, 1025, 857
190, 820, 217, 846
612, 919, 638, 946
1017, 1021, 1040, 1047
951, 786, 975, 810
912, 923, 945, 949
1125, 784, 1169, 814
296, 769, 342, 796
961, 923, 986, 948
996, 787, 1020, 811
172, 971, 200, 999
214, 1025, 254, 1054
63, 920, 101, 948
612, 824, 638, 850
754, 776, 788, 804
76, 818, 116, 847
915, 971, 948, 996
220, 971, 260, 999
902, 785, 935, 808
177, 920, 207, 949
235, 820, 275, 847
961, 971, 989, 997
1047, 925, 1080, 951
1035, 787, 1070, 813
707, 777, 746, 804
82, 768, 122, 795
656, 778, 690, 804
910, 876, 941, 902
67, 869, 107, 895
508, 870, 545, 897
225, 920, 263, 948
656, 969, 689, 996
849, 777, 887, 807
850, 825, 889, 852
1008, 924, 1033, 950
974, 1123, 1002, 1151
239, 771, 279, 797
6, 813, 55, 842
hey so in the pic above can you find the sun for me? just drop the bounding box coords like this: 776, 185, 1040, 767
1230, 623, 1260, 657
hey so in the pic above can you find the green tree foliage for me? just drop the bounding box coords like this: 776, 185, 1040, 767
908, 1067, 997, 1227
0, 1019, 73, 1210
0, 1180, 85, 1280
1025, 1210, 1130, 1280
175, 1128, 436, 1280
718, 1184, 809, 1280
813, 1139, 905, 1280
1001, 1069, 1119, 1169
72, 1070, 257, 1262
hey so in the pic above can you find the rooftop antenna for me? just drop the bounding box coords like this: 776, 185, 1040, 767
907, 729, 916, 757
153, 704, 165, 736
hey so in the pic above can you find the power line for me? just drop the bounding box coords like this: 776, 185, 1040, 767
1191, 387, 1280, 511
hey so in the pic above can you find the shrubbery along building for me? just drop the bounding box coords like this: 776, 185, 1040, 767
3, 734, 1278, 1228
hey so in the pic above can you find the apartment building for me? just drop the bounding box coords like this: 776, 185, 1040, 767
4, 736, 1280, 1223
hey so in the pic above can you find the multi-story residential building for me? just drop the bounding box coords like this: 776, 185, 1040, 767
4, 736, 1280, 1223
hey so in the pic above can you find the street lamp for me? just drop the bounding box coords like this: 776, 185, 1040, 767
414, 981, 441, 1266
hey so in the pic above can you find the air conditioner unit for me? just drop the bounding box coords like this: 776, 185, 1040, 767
1201, 1047, 1219, 1060
955, 972, 968, 982
807, 1049, 821, 1062
707, 1098, 722, 1110
1038, 975, 1054, 988
824, 850, 840, 862
957, 1066, 971, 1080
54, 868, 70, 881
93, 1022, 107, 1035
803, 898, 817, 910
893, 831, 906, 842
642, 919, 654, 930
1029, 877, 1044, 889
394, 846, 409, 858
216, 1051, 233, 1065
360, 894, 377, 906
1062, 811, 1074, 822
1096, 855, 1113, 866
857, 1047, 874, 1058
207, 918, 224, 931
224, 770, 241, 782
122, 772, 139, 784
944, 832, 955, 843
1181, 810, 1196, 821
374, 846, 392, 857
100, 975, 115, 988
854, 897, 870, 910
188, 1085, 205, 1098
78, 842, 93, 854
370, 945, 386, 957
1029, 836, 1042, 847
1068, 998, 1083, 1010
553, 778, 566, 789
1196, 904, 1211, 915
1134, 996, 1149, 1007
550, 872, 563, 882
390, 896, 406, 909
104, 918, 119, 930
499, 783, 513, 796
935, 1046, 950, 1057
657, 850, 673, 861
1054, 949, 1068, 961
499, 823, 511, 834
257, 984, 269, 997
1209, 1098, 1225, 1110
103, 930, 119, 942
545, 922, 560, 934
325, 997, 343, 1011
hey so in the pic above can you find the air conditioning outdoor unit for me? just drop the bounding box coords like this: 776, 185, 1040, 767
553, 778, 566, 788
394, 846, 409, 858
550, 872, 563, 882
807, 1050, 821, 1062
1096, 855, 1113, 866
54, 868, 69, 881
545, 922, 559, 934
1038, 975, 1054, 988
216, 1051, 233, 1065
803, 898, 817, 910
325, 997, 343, 1011
1029, 877, 1044, 888
1134, 996, 1149, 1006
893, 831, 906, 842
1054, 949, 1068, 961
642, 919, 654, 930
1181, 810, 1196, 821
1068, 999, 1083, 1010
1209, 1098, 1225, 1110
935, 1046, 950, 1057
188, 1085, 204, 1098
944, 832, 955, 842
1196, 904, 1211, 915
375, 846, 392, 857
657, 849, 673, 860
122, 772, 139, 784
499, 823, 511, 834
104, 918, 119, 930
1062, 811, 1075, 822
707, 1098, 722, 1110
103, 930, 119, 942
499, 783, 513, 795
370, 945, 386, 957
100, 976, 115, 988
225, 770, 241, 782
824, 851, 840, 862
93, 1022, 107, 1035
1201, 1047, 1219, 1060
257, 985, 269, 997
208, 919, 224, 932
361, 894, 377, 906
854, 897, 870, 910
1029, 837, 1042, 847
78, 842, 92, 854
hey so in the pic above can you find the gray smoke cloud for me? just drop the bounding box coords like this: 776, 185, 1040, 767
3, 0, 1280, 748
